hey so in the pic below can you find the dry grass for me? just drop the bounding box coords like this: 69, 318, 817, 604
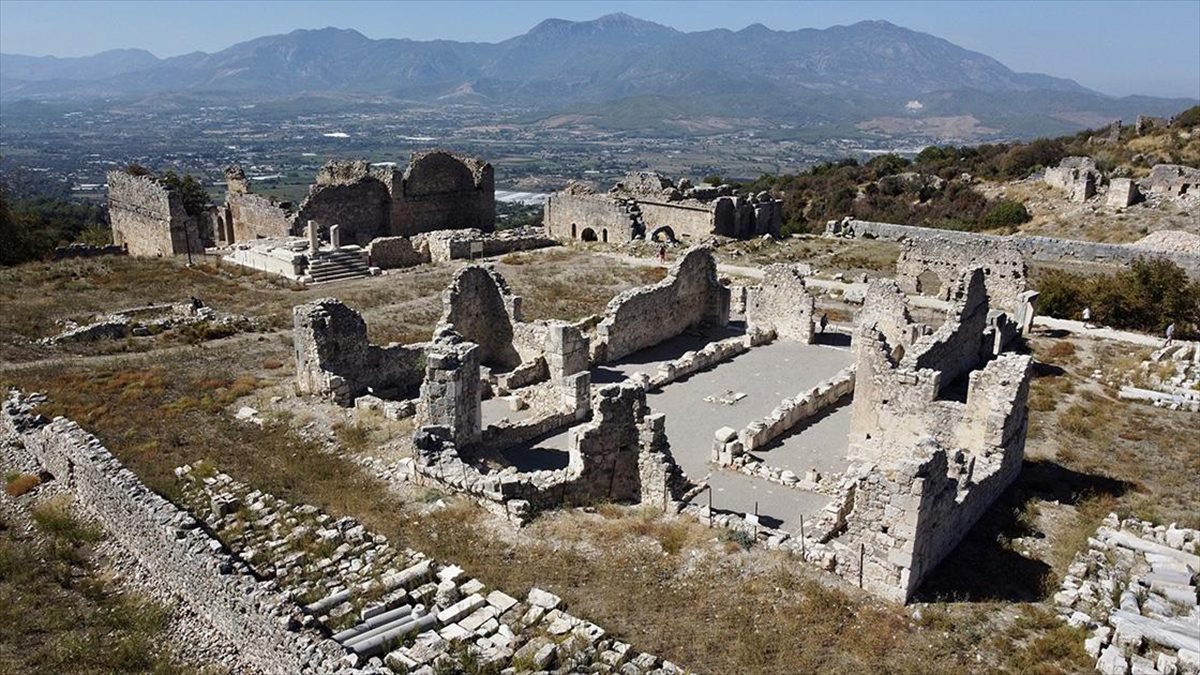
4, 472, 41, 497
0, 497, 192, 674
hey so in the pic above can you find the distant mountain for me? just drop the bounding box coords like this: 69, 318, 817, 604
2, 15, 1193, 140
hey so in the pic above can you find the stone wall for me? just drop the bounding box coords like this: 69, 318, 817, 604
294, 165, 393, 246
412, 382, 689, 522
415, 329, 482, 448
543, 190, 639, 243
826, 218, 1200, 277
1044, 157, 1097, 202
365, 235, 430, 269
106, 171, 203, 257
225, 192, 294, 243
389, 151, 495, 236
440, 266, 523, 371
0, 392, 346, 673
894, 236, 1028, 311
544, 173, 782, 244
595, 247, 730, 362
745, 263, 816, 342
1144, 164, 1200, 197
1106, 178, 1142, 208
294, 299, 426, 406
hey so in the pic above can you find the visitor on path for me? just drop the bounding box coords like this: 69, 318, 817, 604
818, 313, 828, 335
1082, 307, 1092, 329
1165, 322, 1176, 347
657, 245, 667, 264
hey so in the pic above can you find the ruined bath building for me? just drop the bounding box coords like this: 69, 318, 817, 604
216, 150, 495, 246
108, 150, 495, 256
544, 172, 783, 244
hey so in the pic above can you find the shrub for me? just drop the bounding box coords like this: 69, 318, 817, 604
1035, 259, 1199, 338
982, 200, 1031, 229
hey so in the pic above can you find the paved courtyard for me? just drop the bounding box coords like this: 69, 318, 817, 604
500, 330, 855, 529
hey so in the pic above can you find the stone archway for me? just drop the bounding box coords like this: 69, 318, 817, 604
581, 227, 598, 242
650, 226, 676, 243
915, 269, 942, 296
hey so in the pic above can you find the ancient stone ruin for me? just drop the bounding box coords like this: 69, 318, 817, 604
894, 235, 1028, 311
218, 151, 495, 249
593, 246, 731, 362
106, 170, 205, 257
544, 172, 782, 244
1044, 156, 1098, 202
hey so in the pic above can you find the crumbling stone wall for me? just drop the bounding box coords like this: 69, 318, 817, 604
895, 237, 1027, 311
544, 173, 782, 244
440, 266, 523, 371
439, 265, 587, 384
1, 392, 345, 673
1045, 157, 1098, 202
293, 299, 426, 406
216, 165, 294, 245
1106, 178, 1142, 208
543, 189, 640, 243
1144, 164, 1200, 197
818, 262, 1033, 601
595, 247, 730, 362
824, 352, 1030, 601
415, 328, 482, 448
294, 162, 393, 246
825, 218, 1200, 277
412, 381, 689, 522
366, 235, 430, 269
745, 263, 816, 342
389, 151, 495, 236
106, 171, 203, 257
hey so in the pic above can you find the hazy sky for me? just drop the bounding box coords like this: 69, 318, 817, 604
1, 0, 1198, 99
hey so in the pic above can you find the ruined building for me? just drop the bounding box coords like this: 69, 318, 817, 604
217, 150, 494, 247
808, 270, 1032, 601
544, 172, 782, 244
1043, 156, 1097, 202
894, 236, 1028, 312
106, 170, 205, 257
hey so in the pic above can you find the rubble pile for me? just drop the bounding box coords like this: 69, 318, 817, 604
176, 465, 687, 674
1054, 514, 1199, 675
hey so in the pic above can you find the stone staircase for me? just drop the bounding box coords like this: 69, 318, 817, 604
305, 246, 371, 284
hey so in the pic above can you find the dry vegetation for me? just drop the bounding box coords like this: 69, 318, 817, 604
0, 494, 192, 674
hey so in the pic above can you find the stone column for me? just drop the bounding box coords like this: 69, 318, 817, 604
307, 220, 319, 253
330, 224, 341, 250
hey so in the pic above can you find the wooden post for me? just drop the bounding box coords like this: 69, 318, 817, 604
799, 515, 805, 559
858, 543, 865, 589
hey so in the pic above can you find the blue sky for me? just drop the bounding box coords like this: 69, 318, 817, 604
1, 0, 1197, 98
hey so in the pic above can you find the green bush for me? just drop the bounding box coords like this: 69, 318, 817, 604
982, 200, 1031, 229
1036, 259, 1199, 338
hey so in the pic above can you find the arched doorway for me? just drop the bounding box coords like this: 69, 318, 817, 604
580, 227, 598, 242
650, 226, 676, 242
915, 269, 942, 296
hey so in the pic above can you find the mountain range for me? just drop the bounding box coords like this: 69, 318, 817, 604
2, 14, 1194, 140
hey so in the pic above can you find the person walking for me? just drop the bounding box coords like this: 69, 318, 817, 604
1082, 306, 1092, 329
1164, 322, 1176, 347
818, 312, 828, 335
657, 245, 667, 264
